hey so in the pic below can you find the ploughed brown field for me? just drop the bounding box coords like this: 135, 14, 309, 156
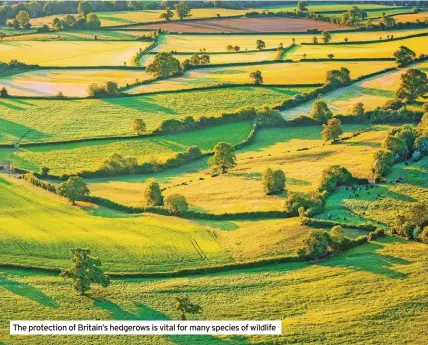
130, 17, 347, 33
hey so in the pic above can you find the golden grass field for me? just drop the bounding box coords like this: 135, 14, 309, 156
126, 60, 395, 94
154, 28, 428, 52
1, 69, 152, 97
0, 41, 150, 66
388, 12, 428, 23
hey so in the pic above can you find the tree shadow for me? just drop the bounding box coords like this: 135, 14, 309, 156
0, 275, 59, 308
103, 96, 178, 115
0, 118, 50, 143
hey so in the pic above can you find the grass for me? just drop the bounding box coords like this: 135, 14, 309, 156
287, 36, 428, 60
1, 69, 152, 97
13, 122, 253, 175
281, 62, 428, 118
154, 29, 428, 52
322, 8, 415, 19
0, 86, 310, 144
87, 124, 383, 214
0, 41, 150, 67
126, 61, 395, 94
0, 236, 427, 345
1, 30, 150, 41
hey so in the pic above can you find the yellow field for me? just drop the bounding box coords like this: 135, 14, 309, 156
0, 41, 150, 66
287, 36, 428, 60
388, 12, 428, 23
126, 61, 395, 94
1, 69, 151, 97
281, 62, 428, 118
154, 29, 428, 53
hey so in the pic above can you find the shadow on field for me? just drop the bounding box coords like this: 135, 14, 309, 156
94, 299, 249, 344
0, 275, 59, 308
103, 97, 178, 115
320, 239, 411, 279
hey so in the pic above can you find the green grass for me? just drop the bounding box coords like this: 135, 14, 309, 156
0, 86, 310, 144
321, 8, 415, 19
0, 236, 427, 345
13, 122, 253, 175
2, 30, 148, 41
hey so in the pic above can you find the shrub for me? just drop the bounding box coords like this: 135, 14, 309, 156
143, 178, 163, 206
297, 229, 330, 260
318, 165, 353, 194
372, 149, 394, 181
352, 102, 365, 117
164, 194, 189, 215
383, 135, 409, 161
262, 168, 286, 195
412, 151, 421, 161
146, 52, 181, 78
285, 191, 325, 216
88, 81, 120, 98
419, 226, 428, 244
310, 99, 332, 123
325, 67, 351, 85
0, 87, 8, 98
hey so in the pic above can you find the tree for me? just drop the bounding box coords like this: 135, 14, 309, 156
61, 248, 110, 296
132, 118, 146, 135
0, 32, 5, 40
174, 1, 191, 20
175, 295, 202, 320
310, 99, 332, 123
263, 168, 286, 195
372, 149, 394, 181
146, 52, 181, 78
160, 6, 174, 20
249, 70, 263, 85
383, 135, 408, 161
15, 10, 30, 28
143, 178, 163, 206
419, 226, 428, 244
57, 176, 89, 205
393, 46, 416, 67
395, 69, 428, 104
208, 141, 236, 174
330, 225, 344, 240
322, 31, 331, 43
297, 229, 330, 260
165, 194, 189, 215
344, 37, 348, 43
52, 17, 62, 31
327, 54, 334, 60
77, 1, 92, 17
63, 15, 77, 28
0, 87, 8, 98
312, 36, 318, 44
234, 45, 240, 52
325, 67, 350, 85
380, 14, 395, 28
86, 13, 101, 29
297, 0, 308, 11
352, 102, 365, 117
226, 44, 233, 52
256, 39, 265, 50
321, 118, 343, 143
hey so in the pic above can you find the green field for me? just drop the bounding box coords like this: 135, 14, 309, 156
12, 122, 253, 175
0, 86, 310, 144
0, 41, 149, 66
2, 30, 150, 41
127, 61, 395, 94
281, 62, 428, 118
322, 8, 415, 19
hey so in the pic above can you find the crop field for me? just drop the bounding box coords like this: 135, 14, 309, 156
12, 122, 253, 175
0, 41, 150, 67
0, 69, 152, 97
322, 8, 415, 19
0, 86, 310, 144
287, 36, 428, 60
153, 29, 428, 52
281, 62, 428, 118
1, 30, 149, 41
126, 61, 395, 94
259, 3, 404, 12
131, 16, 347, 33
393, 12, 428, 22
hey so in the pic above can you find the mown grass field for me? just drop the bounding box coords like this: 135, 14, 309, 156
1, 236, 427, 345
126, 61, 395, 94
287, 36, 428, 60
0, 41, 149, 67
0, 86, 310, 144
281, 62, 428, 118
13, 122, 253, 175
1, 69, 152, 97
154, 29, 428, 52
88, 124, 384, 214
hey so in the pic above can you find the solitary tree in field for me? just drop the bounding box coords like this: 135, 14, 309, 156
57, 176, 89, 205
61, 248, 110, 296
77, 1, 92, 17
344, 37, 348, 43
0, 32, 6, 40
143, 178, 163, 206
175, 295, 202, 320
132, 118, 146, 135
174, 0, 191, 20
164, 194, 189, 215
209, 141, 236, 174
263, 168, 286, 195
146, 52, 181, 78
234, 45, 240, 52
0, 87, 8, 98
395, 69, 428, 104
256, 39, 266, 50
393, 46, 416, 67
327, 54, 334, 59
226, 44, 233, 52
310, 99, 333, 123
160, 6, 174, 20
322, 31, 332, 43
249, 70, 263, 85
297, 0, 308, 11
321, 118, 343, 143
352, 102, 365, 117
15, 10, 30, 29
312, 36, 318, 44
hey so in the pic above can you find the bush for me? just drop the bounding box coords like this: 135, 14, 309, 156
285, 191, 325, 216
310, 99, 332, 123
318, 165, 353, 194
297, 229, 330, 260
143, 178, 163, 206
164, 194, 189, 215
368, 228, 385, 241
88, 81, 120, 98
383, 135, 409, 161
419, 226, 428, 244
372, 149, 394, 181
262, 168, 286, 195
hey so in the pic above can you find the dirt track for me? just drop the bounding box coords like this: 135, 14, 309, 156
132, 17, 347, 33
